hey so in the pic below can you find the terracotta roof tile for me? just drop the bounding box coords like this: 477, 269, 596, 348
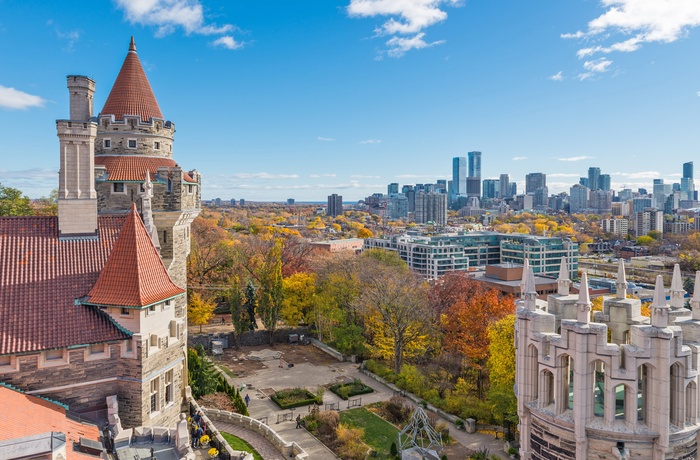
100, 38, 163, 122
0, 216, 127, 355
87, 204, 185, 307
95, 155, 197, 183
0, 216, 130, 355
0, 386, 101, 460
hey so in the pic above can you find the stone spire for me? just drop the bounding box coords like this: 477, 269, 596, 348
577, 272, 591, 323
140, 170, 160, 252
523, 264, 538, 311
129, 35, 136, 52
520, 259, 530, 298
557, 256, 570, 296
615, 259, 627, 300
650, 275, 670, 328
692, 271, 700, 321
669, 263, 686, 309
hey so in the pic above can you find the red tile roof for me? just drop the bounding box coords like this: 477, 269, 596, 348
0, 386, 101, 460
100, 38, 163, 122
87, 205, 185, 307
95, 155, 197, 183
0, 216, 131, 355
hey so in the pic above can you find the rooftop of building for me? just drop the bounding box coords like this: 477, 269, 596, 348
95, 155, 197, 183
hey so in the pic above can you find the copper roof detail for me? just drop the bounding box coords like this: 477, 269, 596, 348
87, 204, 185, 307
100, 37, 163, 121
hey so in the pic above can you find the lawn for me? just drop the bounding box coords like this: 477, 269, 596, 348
340, 407, 400, 459
221, 432, 263, 460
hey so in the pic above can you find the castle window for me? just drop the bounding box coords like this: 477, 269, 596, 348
165, 370, 174, 405
46, 349, 63, 360
128, 139, 137, 149
86, 343, 109, 361
104, 139, 112, 148
148, 304, 156, 315
121, 307, 130, 316
162, 299, 171, 310
169, 320, 178, 339
113, 182, 125, 193
89, 343, 105, 355
150, 378, 159, 413
126, 339, 133, 353
154, 141, 161, 150
593, 361, 605, 417
40, 349, 68, 368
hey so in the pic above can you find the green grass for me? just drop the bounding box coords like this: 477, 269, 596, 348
219, 364, 238, 379
221, 432, 263, 460
340, 407, 400, 459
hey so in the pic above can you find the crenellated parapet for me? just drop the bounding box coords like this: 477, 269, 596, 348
517, 260, 700, 460
96, 115, 175, 158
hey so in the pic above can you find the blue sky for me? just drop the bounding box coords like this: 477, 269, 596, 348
1, 0, 700, 202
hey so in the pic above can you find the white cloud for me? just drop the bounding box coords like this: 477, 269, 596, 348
115, 0, 239, 44
229, 172, 300, 180
548, 173, 582, 178
352, 174, 381, 179
0, 85, 46, 110
564, 1, 700, 71
549, 71, 564, 81
578, 58, 613, 80
512, 156, 528, 161
309, 174, 337, 178
557, 155, 594, 162
347, 0, 459, 57
696, 91, 700, 97
360, 139, 382, 144
317, 136, 336, 141
386, 33, 445, 57
395, 174, 439, 179
212, 36, 243, 50
611, 171, 661, 179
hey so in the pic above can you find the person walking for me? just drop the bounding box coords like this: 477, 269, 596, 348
295, 414, 301, 429
244, 393, 250, 406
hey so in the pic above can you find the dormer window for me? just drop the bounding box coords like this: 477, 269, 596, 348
104, 139, 112, 149
128, 139, 137, 149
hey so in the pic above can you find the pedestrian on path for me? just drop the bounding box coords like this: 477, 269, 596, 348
244, 393, 250, 406
295, 415, 301, 429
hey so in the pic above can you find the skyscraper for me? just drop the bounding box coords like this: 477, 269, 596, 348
499, 174, 511, 199
588, 167, 601, 191
483, 179, 499, 199
452, 157, 467, 196
569, 184, 589, 213
327, 193, 343, 217
387, 182, 399, 194
684, 161, 694, 179
468, 151, 482, 179
682, 161, 695, 202
525, 173, 546, 194
599, 174, 611, 191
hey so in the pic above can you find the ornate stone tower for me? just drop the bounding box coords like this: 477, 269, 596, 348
94, 37, 201, 287
56, 75, 98, 238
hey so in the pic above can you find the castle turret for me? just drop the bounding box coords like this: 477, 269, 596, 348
57, 75, 98, 238
615, 258, 627, 300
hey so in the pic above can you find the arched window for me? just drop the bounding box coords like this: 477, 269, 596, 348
614, 384, 626, 420
670, 362, 685, 428
540, 369, 555, 407
638, 364, 651, 422
593, 360, 605, 417
556, 354, 574, 414
528, 345, 539, 403
686, 381, 697, 426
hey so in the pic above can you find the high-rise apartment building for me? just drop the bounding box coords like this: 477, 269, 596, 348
499, 174, 511, 199
387, 182, 399, 194
684, 161, 694, 180
414, 192, 447, 226
599, 174, 611, 191
588, 167, 601, 190
525, 173, 546, 194
327, 193, 343, 217
569, 184, 589, 213
452, 157, 467, 197
682, 161, 695, 202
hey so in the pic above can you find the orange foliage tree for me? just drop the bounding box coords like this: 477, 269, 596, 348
433, 273, 515, 368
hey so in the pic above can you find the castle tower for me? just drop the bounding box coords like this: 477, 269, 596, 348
57, 75, 98, 238
94, 37, 201, 287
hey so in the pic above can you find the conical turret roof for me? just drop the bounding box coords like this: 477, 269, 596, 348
87, 204, 184, 307
100, 37, 163, 122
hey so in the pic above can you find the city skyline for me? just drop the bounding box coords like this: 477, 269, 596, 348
2, 1, 700, 201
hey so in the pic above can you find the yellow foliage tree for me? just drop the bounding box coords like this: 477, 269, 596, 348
357, 227, 373, 238
487, 315, 517, 424
188, 292, 216, 333
281, 272, 317, 326
336, 424, 367, 460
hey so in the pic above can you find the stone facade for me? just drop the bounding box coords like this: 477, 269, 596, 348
516, 260, 700, 460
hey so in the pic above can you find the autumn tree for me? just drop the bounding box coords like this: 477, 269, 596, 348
355, 254, 434, 373
281, 272, 317, 326
437, 276, 515, 368
227, 278, 252, 349
487, 315, 517, 425
257, 238, 284, 345
34, 189, 58, 216
188, 214, 236, 288
0, 183, 33, 216
188, 291, 216, 333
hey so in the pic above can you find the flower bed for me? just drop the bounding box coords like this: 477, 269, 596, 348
271, 387, 317, 409
329, 380, 374, 400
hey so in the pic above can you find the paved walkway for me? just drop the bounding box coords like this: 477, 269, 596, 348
211, 420, 286, 460
230, 357, 508, 459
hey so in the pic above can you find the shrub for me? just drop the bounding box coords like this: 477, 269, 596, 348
508, 447, 519, 455
329, 380, 374, 400
271, 388, 317, 410
315, 386, 325, 405
470, 448, 490, 460
336, 424, 367, 460
383, 396, 412, 425
316, 411, 340, 441
390, 442, 398, 458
